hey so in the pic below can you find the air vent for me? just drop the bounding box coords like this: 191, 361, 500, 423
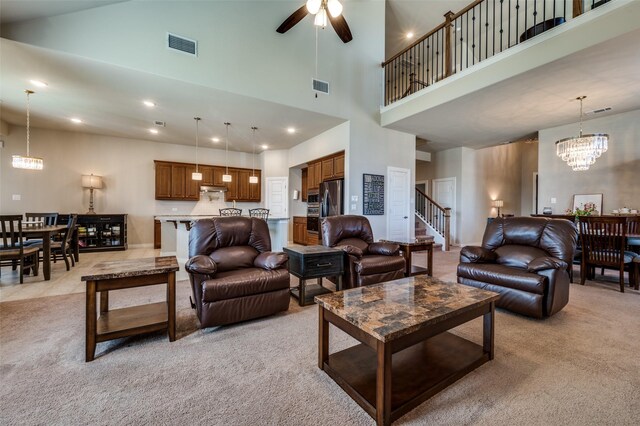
312, 78, 330, 95
167, 33, 197, 56
586, 107, 612, 115
154, 120, 166, 127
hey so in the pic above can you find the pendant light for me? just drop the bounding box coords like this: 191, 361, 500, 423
555, 96, 609, 171
222, 122, 232, 182
192, 117, 202, 181
12, 90, 44, 170
249, 126, 259, 184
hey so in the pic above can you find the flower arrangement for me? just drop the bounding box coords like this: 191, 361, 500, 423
565, 202, 597, 216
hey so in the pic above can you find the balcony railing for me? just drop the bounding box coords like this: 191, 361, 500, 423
382, 0, 612, 106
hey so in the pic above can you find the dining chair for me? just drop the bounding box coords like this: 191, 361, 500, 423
578, 216, 635, 292
626, 216, 640, 253
248, 208, 270, 220
25, 212, 59, 226
0, 215, 40, 284
219, 208, 242, 217
51, 214, 77, 271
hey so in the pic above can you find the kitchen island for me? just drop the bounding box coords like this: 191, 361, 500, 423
154, 215, 289, 280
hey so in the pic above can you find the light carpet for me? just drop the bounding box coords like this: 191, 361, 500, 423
1, 273, 639, 424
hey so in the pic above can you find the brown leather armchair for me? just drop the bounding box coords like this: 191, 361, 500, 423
457, 217, 577, 318
185, 217, 290, 328
321, 215, 405, 289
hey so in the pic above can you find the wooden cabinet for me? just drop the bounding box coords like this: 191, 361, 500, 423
321, 158, 334, 181
307, 161, 322, 191
306, 232, 319, 246
59, 214, 127, 252
301, 168, 308, 201
154, 220, 161, 249
293, 216, 307, 245
333, 153, 345, 178
320, 153, 345, 181
304, 151, 345, 193
155, 161, 261, 202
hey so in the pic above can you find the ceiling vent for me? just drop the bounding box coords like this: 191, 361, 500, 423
312, 78, 330, 95
154, 120, 166, 127
167, 32, 197, 56
586, 107, 612, 115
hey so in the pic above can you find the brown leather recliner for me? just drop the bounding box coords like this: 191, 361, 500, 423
321, 215, 405, 289
185, 217, 290, 328
457, 217, 577, 318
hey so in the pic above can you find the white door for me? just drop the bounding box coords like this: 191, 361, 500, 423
266, 177, 288, 218
387, 167, 411, 241
432, 177, 456, 242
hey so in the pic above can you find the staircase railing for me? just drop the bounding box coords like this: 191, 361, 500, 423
415, 187, 451, 251
382, 0, 613, 106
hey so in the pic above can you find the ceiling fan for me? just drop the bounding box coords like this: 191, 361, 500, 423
276, 0, 353, 43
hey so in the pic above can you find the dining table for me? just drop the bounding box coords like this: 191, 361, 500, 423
22, 225, 79, 280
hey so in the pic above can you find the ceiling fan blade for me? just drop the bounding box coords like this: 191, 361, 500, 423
276, 4, 309, 34
329, 14, 353, 43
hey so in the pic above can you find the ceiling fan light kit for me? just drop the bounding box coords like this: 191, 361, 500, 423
277, 0, 352, 43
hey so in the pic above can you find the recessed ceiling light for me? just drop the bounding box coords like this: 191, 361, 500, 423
30, 80, 48, 88
287, 127, 296, 134
211, 137, 220, 143
406, 32, 414, 39
149, 128, 159, 134
70, 118, 82, 124
143, 100, 156, 107
261, 144, 268, 150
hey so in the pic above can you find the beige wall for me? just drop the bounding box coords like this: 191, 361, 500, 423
1, 126, 261, 246
520, 141, 539, 215
538, 109, 640, 214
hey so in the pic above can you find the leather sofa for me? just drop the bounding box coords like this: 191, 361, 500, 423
321, 215, 405, 289
185, 217, 290, 328
457, 217, 577, 318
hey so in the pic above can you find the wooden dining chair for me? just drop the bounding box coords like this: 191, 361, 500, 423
51, 214, 78, 271
0, 215, 40, 283
248, 208, 270, 220
25, 212, 59, 226
578, 216, 635, 292
219, 208, 242, 217
627, 216, 640, 253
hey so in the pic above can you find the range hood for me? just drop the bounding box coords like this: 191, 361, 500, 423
200, 185, 227, 193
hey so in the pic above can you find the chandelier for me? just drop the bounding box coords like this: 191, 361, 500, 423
12, 90, 44, 170
555, 96, 608, 171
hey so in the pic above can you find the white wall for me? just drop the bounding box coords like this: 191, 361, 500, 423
0, 126, 262, 246
538, 109, 640, 214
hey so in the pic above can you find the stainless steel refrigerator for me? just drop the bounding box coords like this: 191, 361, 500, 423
320, 179, 344, 218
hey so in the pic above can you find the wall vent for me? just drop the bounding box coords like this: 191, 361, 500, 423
167, 33, 197, 56
312, 78, 330, 95
154, 120, 166, 127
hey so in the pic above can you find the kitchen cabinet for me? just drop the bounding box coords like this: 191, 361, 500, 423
320, 152, 345, 181
306, 232, 319, 246
185, 164, 201, 200
293, 216, 307, 245
301, 168, 308, 201
200, 165, 214, 186
224, 169, 239, 201
154, 219, 161, 249
321, 158, 334, 181
224, 169, 261, 202
333, 153, 345, 178
155, 162, 172, 199
307, 161, 322, 191
170, 164, 187, 198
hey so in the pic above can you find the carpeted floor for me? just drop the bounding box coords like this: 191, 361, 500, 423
1, 256, 639, 425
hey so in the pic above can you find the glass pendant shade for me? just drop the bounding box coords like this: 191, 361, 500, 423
13, 89, 43, 170
192, 117, 202, 181
223, 122, 232, 183
555, 96, 608, 172
306, 0, 321, 14
327, 0, 343, 17
249, 175, 259, 184
192, 172, 202, 181
222, 174, 232, 182
314, 8, 328, 27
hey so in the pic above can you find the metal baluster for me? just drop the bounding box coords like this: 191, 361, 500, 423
493, 0, 496, 56
508, 0, 512, 47
533, 0, 537, 36
486, 0, 489, 61
500, 0, 504, 51
472, 6, 476, 65
515, 0, 519, 46
525, 0, 528, 40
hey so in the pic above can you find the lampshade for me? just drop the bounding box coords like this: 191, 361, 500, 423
222, 174, 232, 182
555, 96, 609, 171
13, 90, 43, 170
249, 176, 259, 184
82, 174, 103, 189
192, 172, 203, 181
314, 8, 328, 27
327, 0, 343, 17
492, 200, 503, 208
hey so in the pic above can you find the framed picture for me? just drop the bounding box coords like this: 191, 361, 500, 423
363, 174, 384, 215
572, 193, 603, 214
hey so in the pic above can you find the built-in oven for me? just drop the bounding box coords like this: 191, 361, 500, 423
307, 190, 319, 233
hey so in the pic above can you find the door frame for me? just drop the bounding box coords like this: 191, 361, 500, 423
386, 166, 411, 241
415, 180, 429, 196
432, 177, 456, 244
265, 177, 288, 218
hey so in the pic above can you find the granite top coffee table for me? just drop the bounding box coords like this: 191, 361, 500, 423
315, 276, 500, 425
81, 256, 179, 362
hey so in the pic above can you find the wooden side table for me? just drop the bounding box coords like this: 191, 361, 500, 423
381, 239, 434, 277
81, 256, 179, 362
283, 245, 344, 306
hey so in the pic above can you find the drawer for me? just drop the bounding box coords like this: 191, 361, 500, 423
303, 253, 343, 277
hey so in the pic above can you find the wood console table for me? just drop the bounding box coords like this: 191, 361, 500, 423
81, 256, 179, 362
380, 238, 434, 277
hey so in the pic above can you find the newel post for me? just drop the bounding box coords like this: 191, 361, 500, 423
444, 207, 452, 251
444, 11, 455, 78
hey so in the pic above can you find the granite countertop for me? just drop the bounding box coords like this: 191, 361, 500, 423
81, 256, 179, 281
315, 276, 500, 342
155, 215, 289, 221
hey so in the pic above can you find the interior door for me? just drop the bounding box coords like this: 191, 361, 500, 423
387, 167, 411, 241
432, 177, 456, 242
266, 177, 288, 218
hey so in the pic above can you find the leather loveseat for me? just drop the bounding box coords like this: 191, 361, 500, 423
321, 215, 405, 289
185, 217, 290, 328
457, 217, 577, 318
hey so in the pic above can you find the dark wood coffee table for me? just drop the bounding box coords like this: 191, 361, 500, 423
315, 276, 499, 425
81, 256, 179, 362
380, 238, 434, 277
283, 245, 344, 306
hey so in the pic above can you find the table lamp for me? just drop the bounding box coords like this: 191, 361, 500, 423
492, 199, 504, 218
82, 174, 103, 214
